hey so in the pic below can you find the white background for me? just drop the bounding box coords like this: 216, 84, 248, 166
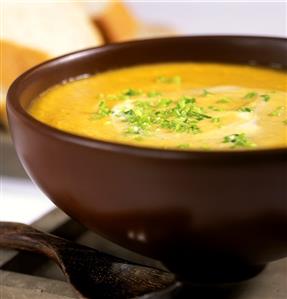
128, 1, 286, 37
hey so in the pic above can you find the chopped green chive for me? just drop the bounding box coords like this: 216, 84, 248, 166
244, 92, 258, 99
268, 106, 285, 117
115, 95, 213, 136
261, 94, 270, 102
147, 91, 162, 97
178, 96, 196, 106
223, 133, 256, 148
158, 98, 173, 107
202, 89, 213, 97
156, 75, 182, 84
211, 117, 221, 123
92, 100, 111, 119
122, 88, 142, 96
216, 98, 231, 104
208, 105, 223, 112
238, 107, 254, 112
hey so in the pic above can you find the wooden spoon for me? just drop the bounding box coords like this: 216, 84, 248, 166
0, 222, 179, 299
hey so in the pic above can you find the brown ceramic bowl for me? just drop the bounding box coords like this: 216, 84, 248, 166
7, 36, 287, 282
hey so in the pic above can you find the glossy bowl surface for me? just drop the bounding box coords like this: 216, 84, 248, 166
7, 36, 287, 280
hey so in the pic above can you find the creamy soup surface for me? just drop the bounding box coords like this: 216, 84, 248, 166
29, 63, 287, 150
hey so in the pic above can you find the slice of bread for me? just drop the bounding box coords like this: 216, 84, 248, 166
85, 0, 139, 42
85, 1, 176, 43
1, 1, 103, 126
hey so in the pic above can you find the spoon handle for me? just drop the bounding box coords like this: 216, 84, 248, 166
0, 221, 65, 261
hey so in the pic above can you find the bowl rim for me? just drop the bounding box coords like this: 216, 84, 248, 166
7, 35, 287, 160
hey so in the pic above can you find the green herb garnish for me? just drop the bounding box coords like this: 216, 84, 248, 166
238, 107, 254, 112
122, 88, 142, 96
157, 98, 173, 107
202, 89, 213, 97
117, 96, 212, 136
156, 75, 182, 84
223, 133, 256, 148
244, 92, 258, 99
147, 91, 162, 97
92, 100, 111, 119
261, 94, 270, 102
177, 96, 196, 106
268, 106, 285, 117
208, 105, 223, 112
216, 98, 231, 104
211, 117, 221, 123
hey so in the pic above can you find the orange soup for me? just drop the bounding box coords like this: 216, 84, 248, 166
29, 63, 287, 150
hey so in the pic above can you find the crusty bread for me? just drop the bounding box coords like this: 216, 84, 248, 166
85, 0, 139, 42
85, 1, 176, 43
1, 1, 103, 126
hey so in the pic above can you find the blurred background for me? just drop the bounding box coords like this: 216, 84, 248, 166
1, 0, 287, 224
